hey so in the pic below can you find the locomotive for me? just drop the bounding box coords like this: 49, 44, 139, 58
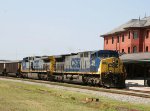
0, 50, 126, 88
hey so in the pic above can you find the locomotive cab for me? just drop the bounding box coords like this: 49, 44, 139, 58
99, 57, 126, 88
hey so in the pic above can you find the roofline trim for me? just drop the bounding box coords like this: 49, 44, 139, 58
100, 31, 125, 37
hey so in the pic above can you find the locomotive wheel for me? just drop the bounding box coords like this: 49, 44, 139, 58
82, 76, 88, 85
47, 75, 54, 81
47, 72, 54, 81
38, 74, 42, 80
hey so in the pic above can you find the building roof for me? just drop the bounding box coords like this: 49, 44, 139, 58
101, 16, 150, 37
120, 52, 150, 63
143, 16, 150, 26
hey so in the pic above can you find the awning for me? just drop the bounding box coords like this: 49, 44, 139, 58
120, 52, 150, 63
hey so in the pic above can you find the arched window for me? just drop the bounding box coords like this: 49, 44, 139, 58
128, 31, 130, 39
106, 38, 108, 44
133, 46, 137, 53
122, 35, 124, 42
128, 47, 130, 53
146, 46, 148, 52
133, 31, 138, 39
146, 30, 149, 39
117, 36, 119, 43
112, 37, 114, 44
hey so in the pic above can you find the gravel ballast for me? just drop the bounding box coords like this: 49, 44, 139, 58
0, 78, 150, 105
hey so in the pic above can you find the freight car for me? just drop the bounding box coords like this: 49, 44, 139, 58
0, 60, 21, 77
20, 50, 126, 88
5, 61, 21, 77
0, 61, 5, 75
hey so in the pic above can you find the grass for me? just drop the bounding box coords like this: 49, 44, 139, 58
0, 80, 149, 111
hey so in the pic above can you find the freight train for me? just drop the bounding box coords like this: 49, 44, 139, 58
0, 50, 126, 88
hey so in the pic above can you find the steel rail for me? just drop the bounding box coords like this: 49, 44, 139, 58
0, 76, 150, 98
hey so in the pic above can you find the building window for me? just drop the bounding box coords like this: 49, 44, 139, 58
146, 30, 149, 39
133, 31, 138, 39
128, 47, 130, 53
122, 35, 124, 42
106, 38, 108, 44
117, 36, 119, 43
146, 46, 148, 52
133, 46, 137, 53
128, 31, 130, 39
112, 37, 114, 44
122, 49, 124, 53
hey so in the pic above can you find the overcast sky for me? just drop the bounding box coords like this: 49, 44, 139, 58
0, 0, 150, 60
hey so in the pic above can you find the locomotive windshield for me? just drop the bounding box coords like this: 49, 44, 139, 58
91, 50, 119, 59
98, 53, 118, 58
108, 53, 119, 58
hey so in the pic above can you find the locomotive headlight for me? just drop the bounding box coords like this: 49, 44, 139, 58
113, 59, 115, 63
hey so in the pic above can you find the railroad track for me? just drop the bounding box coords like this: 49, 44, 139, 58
0, 76, 150, 99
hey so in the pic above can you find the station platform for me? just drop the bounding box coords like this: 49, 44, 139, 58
126, 79, 150, 92
128, 87, 150, 91
126, 80, 145, 87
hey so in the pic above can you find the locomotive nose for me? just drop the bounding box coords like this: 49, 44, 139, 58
108, 58, 119, 69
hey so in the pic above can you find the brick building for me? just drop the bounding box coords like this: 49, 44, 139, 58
101, 16, 150, 54
101, 17, 150, 85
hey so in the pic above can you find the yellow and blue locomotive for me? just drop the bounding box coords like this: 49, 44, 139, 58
54, 50, 126, 88
19, 50, 126, 88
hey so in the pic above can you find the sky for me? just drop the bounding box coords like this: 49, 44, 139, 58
0, 0, 150, 60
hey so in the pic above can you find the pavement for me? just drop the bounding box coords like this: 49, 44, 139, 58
126, 79, 150, 91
